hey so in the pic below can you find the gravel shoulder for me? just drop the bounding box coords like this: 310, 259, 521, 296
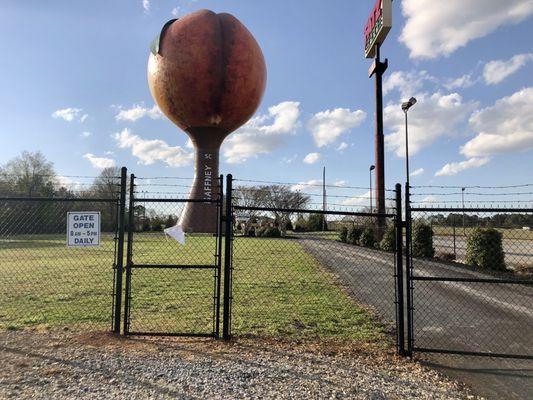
0, 329, 476, 399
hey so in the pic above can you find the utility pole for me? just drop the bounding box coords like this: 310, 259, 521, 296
462, 187, 466, 235
369, 165, 375, 212
322, 166, 327, 231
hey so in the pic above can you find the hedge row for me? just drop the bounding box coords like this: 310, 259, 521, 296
339, 224, 396, 251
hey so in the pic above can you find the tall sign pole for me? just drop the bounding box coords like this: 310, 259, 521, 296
365, 0, 392, 232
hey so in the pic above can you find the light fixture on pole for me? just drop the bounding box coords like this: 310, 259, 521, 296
402, 97, 417, 186
369, 165, 375, 212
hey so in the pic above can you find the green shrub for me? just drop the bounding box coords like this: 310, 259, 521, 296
379, 225, 395, 252
294, 217, 308, 232
246, 227, 256, 237
465, 228, 505, 270
339, 226, 348, 243
256, 226, 281, 238
282, 218, 293, 232
412, 222, 435, 258
347, 226, 362, 245
360, 227, 376, 248
307, 214, 327, 231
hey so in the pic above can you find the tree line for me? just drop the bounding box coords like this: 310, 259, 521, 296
0, 151, 179, 234
427, 213, 533, 229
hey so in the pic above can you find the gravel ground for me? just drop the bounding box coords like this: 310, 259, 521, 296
0, 330, 477, 399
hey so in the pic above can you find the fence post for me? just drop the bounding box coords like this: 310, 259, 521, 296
123, 174, 135, 335
215, 174, 224, 338
222, 174, 233, 340
113, 167, 127, 334
394, 183, 405, 356
405, 182, 414, 357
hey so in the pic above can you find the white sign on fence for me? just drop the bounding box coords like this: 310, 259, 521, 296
67, 211, 101, 247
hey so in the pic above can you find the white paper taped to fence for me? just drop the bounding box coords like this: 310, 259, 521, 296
67, 211, 101, 247
164, 223, 186, 245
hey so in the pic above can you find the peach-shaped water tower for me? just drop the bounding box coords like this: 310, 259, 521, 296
148, 10, 266, 233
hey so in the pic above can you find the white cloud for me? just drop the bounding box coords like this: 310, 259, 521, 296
303, 152, 321, 164
307, 108, 366, 147
290, 179, 322, 192
83, 153, 116, 169
383, 70, 436, 98
385, 92, 478, 157
171, 6, 182, 16
290, 179, 347, 193
114, 128, 193, 167
282, 154, 298, 164
420, 195, 439, 206
54, 176, 82, 191
52, 107, 87, 122
435, 157, 490, 177
410, 168, 425, 177
336, 142, 348, 152
483, 53, 533, 85
333, 180, 347, 187
222, 101, 300, 164
142, 0, 150, 12
400, 0, 533, 59
341, 191, 371, 207
80, 131, 92, 138
115, 104, 162, 122
462, 87, 533, 157
444, 74, 476, 90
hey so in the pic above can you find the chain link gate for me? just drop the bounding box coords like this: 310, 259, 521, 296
123, 174, 223, 337
405, 185, 533, 359
221, 175, 407, 354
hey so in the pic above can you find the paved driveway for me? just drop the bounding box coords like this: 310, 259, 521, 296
298, 237, 533, 400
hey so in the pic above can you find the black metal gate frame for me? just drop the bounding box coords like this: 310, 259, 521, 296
122, 174, 224, 338
405, 203, 533, 360
222, 176, 407, 354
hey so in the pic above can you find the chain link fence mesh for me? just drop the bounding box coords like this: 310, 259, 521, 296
0, 199, 119, 331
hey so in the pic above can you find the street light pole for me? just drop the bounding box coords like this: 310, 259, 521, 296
402, 97, 417, 186
369, 165, 375, 212
404, 110, 410, 187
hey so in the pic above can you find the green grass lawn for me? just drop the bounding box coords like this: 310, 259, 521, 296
0, 233, 116, 330
1, 232, 383, 343
431, 226, 533, 240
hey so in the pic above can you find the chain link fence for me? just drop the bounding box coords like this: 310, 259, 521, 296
0, 197, 120, 331
407, 184, 533, 358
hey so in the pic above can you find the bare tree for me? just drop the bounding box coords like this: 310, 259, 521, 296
0, 151, 55, 197
233, 184, 310, 235
233, 185, 266, 233
261, 185, 310, 235
89, 167, 122, 199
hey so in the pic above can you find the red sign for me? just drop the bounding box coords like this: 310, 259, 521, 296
364, 0, 392, 58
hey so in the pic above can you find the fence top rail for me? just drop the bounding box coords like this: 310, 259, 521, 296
133, 197, 219, 204
233, 205, 395, 218
410, 207, 533, 213
0, 197, 118, 203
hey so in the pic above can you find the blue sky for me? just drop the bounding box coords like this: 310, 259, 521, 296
1, 0, 532, 200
